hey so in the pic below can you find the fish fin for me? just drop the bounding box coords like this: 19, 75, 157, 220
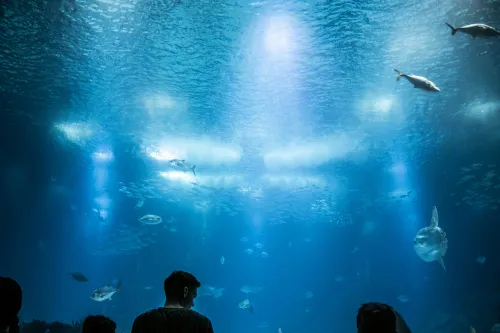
431, 206, 439, 227
192, 165, 196, 176
470, 326, 476, 333
445, 23, 457, 35
438, 257, 446, 271
394, 69, 403, 81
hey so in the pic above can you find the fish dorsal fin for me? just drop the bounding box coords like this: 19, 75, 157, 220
430, 206, 439, 228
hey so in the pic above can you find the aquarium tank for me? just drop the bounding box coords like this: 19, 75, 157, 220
1, 0, 500, 333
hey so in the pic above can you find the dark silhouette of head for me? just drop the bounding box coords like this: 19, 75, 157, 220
82, 315, 117, 333
164, 271, 201, 310
357, 302, 397, 333
0, 277, 22, 333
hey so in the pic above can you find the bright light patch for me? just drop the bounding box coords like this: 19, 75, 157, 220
264, 15, 293, 55
463, 100, 500, 119
143, 94, 176, 111
145, 137, 242, 166
160, 171, 195, 184
261, 174, 326, 188
92, 151, 114, 163
389, 162, 406, 176
95, 194, 111, 209
374, 98, 394, 113
55, 122, 94, 144
147, 147, 179, 161
263, 132, 363, 170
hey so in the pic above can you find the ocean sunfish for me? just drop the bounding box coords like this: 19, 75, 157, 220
413, 206, 448, 271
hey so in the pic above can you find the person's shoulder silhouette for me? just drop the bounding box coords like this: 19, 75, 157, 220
132, 271, 214, 333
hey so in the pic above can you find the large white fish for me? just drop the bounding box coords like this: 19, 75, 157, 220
394, 69, 440, 92
413, 206, 448, 271
138, 214, 162, 225
168, 159, 196, 176
445, 23, 500, 38
90, 280, 121, 302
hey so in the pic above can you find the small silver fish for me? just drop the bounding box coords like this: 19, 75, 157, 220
394, 69, 440, 92
138, 214, 162, 225
446, 23, 500, 38
90, 280, 121, 302
414, 206, 448, 270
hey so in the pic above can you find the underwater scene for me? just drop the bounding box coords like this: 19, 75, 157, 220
1, 0, 500, 332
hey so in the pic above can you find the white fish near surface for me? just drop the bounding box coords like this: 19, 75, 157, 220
414, 206, 448, 271
168, 159, 196, 176
240, 285, 263, 294
394, 69, 440, 92
220, 256, 225, 265
446, 23, 500, 38
90, 280, 121, 302
138, 214, 162, 225
254, 242, 264, 249
244, 248, 254, 255
260, 252, 268, 258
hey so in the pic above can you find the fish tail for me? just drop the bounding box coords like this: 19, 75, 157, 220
438, 257, 446, 271
192, 165, 196, 176
394, 69, 404, 81
445, 23, 457, 35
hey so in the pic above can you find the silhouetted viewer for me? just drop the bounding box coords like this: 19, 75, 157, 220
357, 302, 412, 333
82, 315, 117, 333
132, 270, 214, 333
0, 277, 22, 333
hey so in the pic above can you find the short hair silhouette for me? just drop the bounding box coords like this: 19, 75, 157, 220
82, 315, 117, 333
164, 271, 201, 302
0, 277, 23, 333
357, 302, 397, 333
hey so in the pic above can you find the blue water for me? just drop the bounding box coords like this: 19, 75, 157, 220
1, 0, 500, 332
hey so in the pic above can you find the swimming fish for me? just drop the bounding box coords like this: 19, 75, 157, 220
138, 214, 162, 225
220, 256, 225, 264
413, 206, 448, 271
445, 23, 500, 38
394, 69, 440, 92
90, 280, 121, 302
199, 285, 225, 299
260, 252, 269, 258
69, 272, 88, 283
238, 298, 254, 313
168, 159, 196, 176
